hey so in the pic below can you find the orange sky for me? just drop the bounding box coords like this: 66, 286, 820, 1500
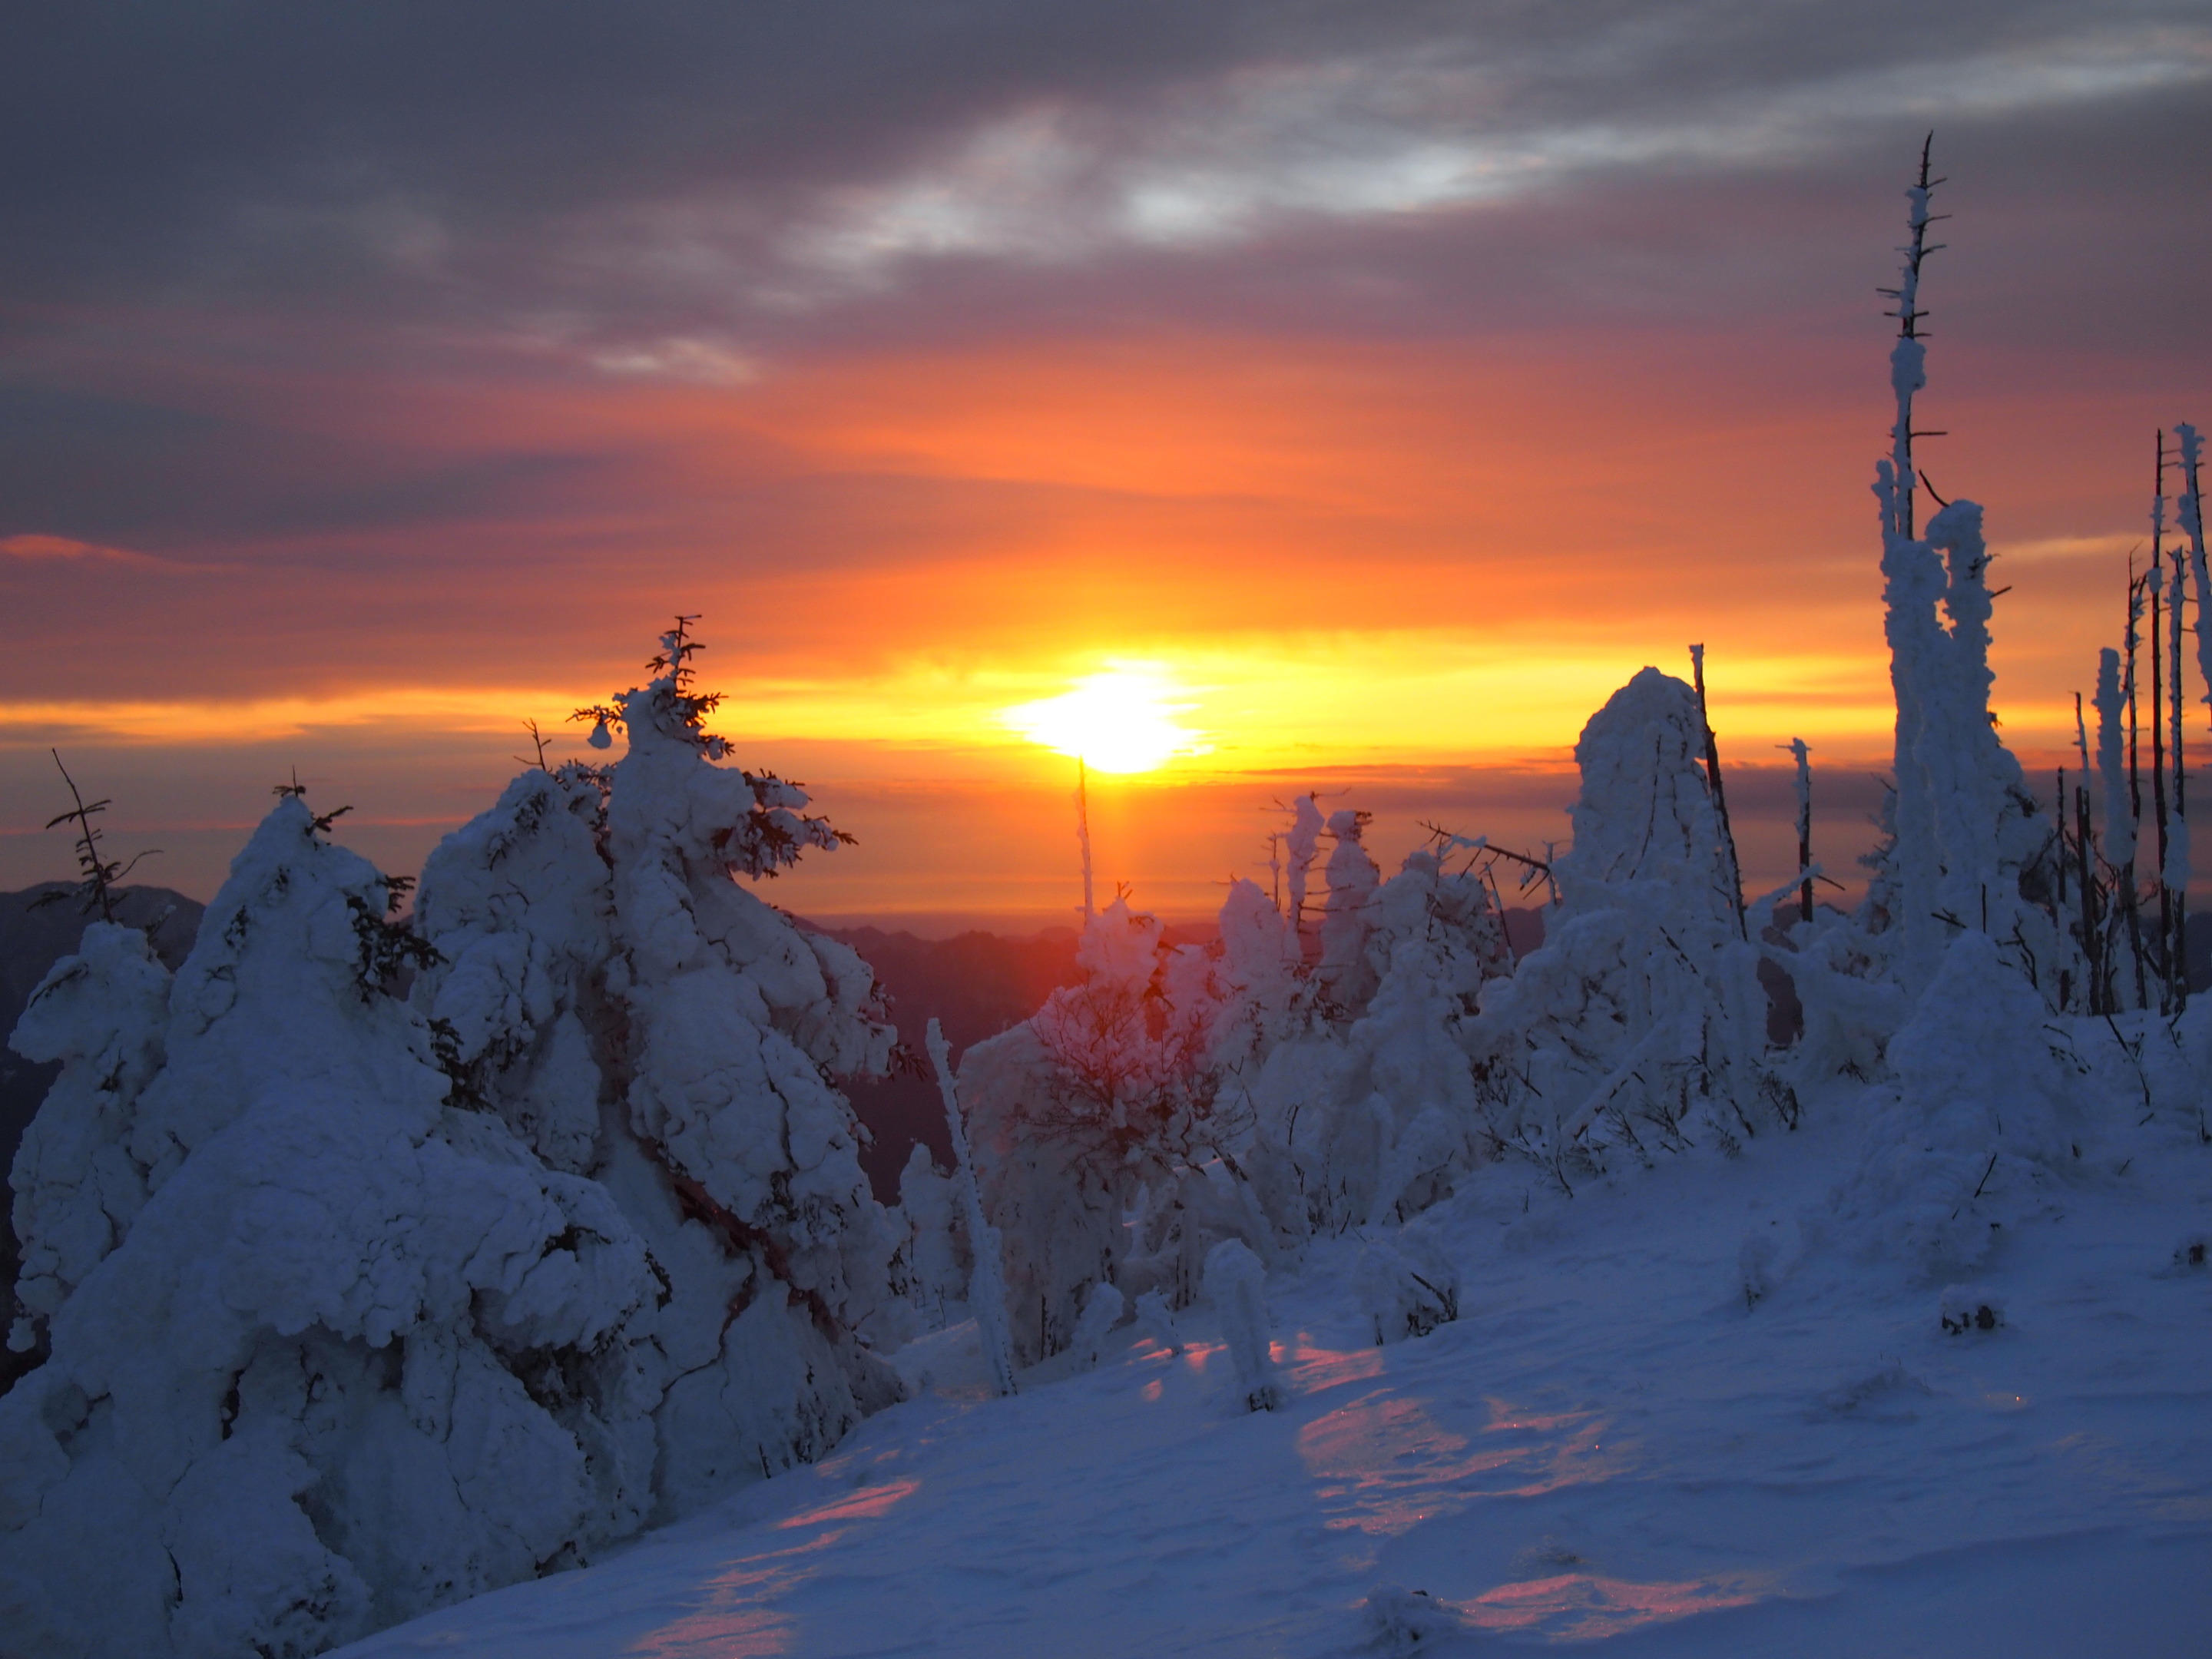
0, 320, 2184, 922
2, 12, 2206, 925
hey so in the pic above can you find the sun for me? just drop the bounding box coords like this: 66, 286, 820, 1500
1000, 667, 1208, 773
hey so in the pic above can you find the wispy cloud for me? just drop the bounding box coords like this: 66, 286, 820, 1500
781, 27, 2212, 284
0, 533, 167, 568
586, 336, 761, 384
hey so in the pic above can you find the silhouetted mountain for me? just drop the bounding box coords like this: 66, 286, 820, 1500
810, 925, 1087, 1200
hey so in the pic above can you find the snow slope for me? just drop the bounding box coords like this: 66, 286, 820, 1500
333, 1098, 2212, 1657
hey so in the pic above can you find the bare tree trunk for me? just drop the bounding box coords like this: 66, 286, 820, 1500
2152, 571, 2171, 1006
1076, 757, 1095, 924
1788, 737, 1813, 926
1689, 644, 1747, 939
2127, 571, 2148, 1008
2078, 780, 2102, 1014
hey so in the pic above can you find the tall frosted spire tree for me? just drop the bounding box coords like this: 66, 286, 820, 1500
1869, 139, 2055, 1001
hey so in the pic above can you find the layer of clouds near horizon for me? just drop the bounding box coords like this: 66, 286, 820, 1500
2, 2, 2207, 902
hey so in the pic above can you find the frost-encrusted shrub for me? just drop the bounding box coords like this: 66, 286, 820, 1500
888, 1144, 969, 1326
1317, 809, 1380, 1014
1186, 877, 1312, 1082
1354, 1226, 1459, 1345
1466, 668, 1785, 1189
1770, 906, 1905, 1084
1133, 1287, 1183, 1356
1833, 930, 2077, 1277
0, 799, 658, 1659
957, 897, 1267, 1363
1204, 1238, 1281, 1412
1064, 1281, 1124, 1372
1251, 846, 1510, 1233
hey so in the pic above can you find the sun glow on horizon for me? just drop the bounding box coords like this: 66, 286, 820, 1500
999, 667, 1211, 773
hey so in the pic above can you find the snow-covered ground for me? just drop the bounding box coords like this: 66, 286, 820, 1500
336, 1100, 2212, 1657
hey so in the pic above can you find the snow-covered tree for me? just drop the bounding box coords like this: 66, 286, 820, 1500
1204, 1238, 1281, 1412
1465, 668, 1783, 1188
1, 797, 657, 1657
952, 894, 1277, 1363
412, 621, 907, 1517
6, 922, 170, 1355
1862, 148, 2060, 1009
886, 1143, 969, 1329
0, 622, 911, 1656
1248, 839, 1513, 1233
1316, 809, 1380, 1015
1833, 929, 2080, 1277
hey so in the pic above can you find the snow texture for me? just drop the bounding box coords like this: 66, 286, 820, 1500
327, 1095, 2212, 1659
1833, 930, 2075, 1280
1353, 1226, 1460, 1346
1938, 1283, 2006, 1334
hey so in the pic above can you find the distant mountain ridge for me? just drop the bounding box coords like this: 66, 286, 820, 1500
810, 925, 1086, 1199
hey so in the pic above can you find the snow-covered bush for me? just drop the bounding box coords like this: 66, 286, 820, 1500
1064, 1281, 1124, 1372
1204, 1238, 1281, 1412
1465, 668, 1784, 1188
1239, 836, 1515, 1237
1132, 1288, 1183, 1356
1316, 809, 1380, 1015
888, 1144, 969, 1326
1354, 1226, 1459, 1345
955, 896, 1267, 1363
1833, 930, 2078, 1278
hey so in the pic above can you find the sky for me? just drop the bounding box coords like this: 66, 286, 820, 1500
2, 2, 2207, 926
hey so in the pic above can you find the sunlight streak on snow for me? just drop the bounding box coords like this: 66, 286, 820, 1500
1298, 1392, 1628, 1538
773, 1478, 921, 1530
1459, 1571, 1769, 1640
617, 1534, 842, 1658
